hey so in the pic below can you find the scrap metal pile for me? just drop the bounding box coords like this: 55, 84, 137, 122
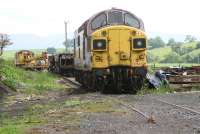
147, 66, 200, 89
15, 50, 48, 70
163, 66, 200, 84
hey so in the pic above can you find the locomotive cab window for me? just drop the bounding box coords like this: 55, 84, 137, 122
125, 13, 140, 28
73, 38, 76, 55
78, 36, 80, 46
108, 11, 123, 25
91, 13, 107, 30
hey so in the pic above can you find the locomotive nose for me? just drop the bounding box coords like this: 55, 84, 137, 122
108, 28, 131, 66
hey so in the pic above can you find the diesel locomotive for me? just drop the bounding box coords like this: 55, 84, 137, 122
74, 8, 147, 93
15, 50, 48, 70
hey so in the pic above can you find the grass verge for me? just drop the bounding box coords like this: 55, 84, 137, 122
137, 85, 174, 95
0, 59, 65, 94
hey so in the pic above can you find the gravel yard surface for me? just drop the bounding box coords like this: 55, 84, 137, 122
1, 81, 200, 134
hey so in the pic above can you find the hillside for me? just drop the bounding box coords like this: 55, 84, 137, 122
148, 41, 200, 62
181, 42, 197, 48
148, 47, 172, 61
182, 49, 200, 58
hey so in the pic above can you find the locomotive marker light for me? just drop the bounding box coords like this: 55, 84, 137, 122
101, 31, 107, 36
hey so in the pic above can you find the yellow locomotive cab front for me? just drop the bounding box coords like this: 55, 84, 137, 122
91, 25, 147, 69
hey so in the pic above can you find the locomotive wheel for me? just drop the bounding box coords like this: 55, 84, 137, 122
114, 81, 122, 94
124, 77, 143, 94
127, 85, 137, 94
133, 77, 144, 91
125, 81, 137, 94
113, 70, 123, 94
124, 79, 137, 94
96, 77, 106, 93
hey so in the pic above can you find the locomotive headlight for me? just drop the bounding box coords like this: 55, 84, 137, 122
133, 38, 146, 49
97, 42, 103, 47
93, 39, 106, 51
136, 41, 142, 47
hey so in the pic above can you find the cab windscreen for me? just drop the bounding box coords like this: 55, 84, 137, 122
93, 39, 106, 50
133, 38, 146, 49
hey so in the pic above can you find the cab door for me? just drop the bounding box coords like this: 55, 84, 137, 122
119, 29, 131, 66
108, 29, 120, 66
108, 29, 131, 66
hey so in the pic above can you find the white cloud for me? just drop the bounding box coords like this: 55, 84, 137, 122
0, 0, 200, 37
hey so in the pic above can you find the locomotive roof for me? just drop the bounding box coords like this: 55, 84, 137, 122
78, 8, 145, 36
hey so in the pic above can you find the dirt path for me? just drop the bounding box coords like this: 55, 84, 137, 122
1, 79, 200, 134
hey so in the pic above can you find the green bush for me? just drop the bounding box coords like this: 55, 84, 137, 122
196, 42, 200, 49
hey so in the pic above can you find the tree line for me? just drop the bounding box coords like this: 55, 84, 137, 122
148, 35, 200, 63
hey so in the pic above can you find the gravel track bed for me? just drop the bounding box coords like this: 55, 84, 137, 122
1, 80, 200, 134
79, 93, 200, 134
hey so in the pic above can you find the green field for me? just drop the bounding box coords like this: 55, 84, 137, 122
148, 47, 172, 61
148, 41, 200, 62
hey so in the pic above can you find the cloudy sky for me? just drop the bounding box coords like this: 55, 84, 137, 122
0, 0, 200, 38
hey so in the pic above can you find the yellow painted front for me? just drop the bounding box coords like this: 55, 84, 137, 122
91, 25, 147, 68
108, 29, 120, 65
18, 54, 24, 63
92, 52, 108, 68
131, 50, 147, 67
119, 30, 131, 65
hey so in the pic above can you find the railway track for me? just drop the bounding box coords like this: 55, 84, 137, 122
109, 97, 156, 123
111, 95, 200, 125
122, 102, 154, 121
62, 77, 156, 123
153, 97, 200, 116
62, 77, 81, 88
61, 76, 200, 126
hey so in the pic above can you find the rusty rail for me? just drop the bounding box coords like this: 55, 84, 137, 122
168, 75, 200, 84
109, 97, 156, 124
63, 77, 81, 88
154, 98, 200, 115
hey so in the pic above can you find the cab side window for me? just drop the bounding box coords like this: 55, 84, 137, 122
124, 13, 140, 28
77, 36, 80, 58
91, 13, 107, 30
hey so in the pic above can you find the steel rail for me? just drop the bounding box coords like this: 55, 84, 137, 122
154, 98, 200, 115
108, 97, 156, 124
63, 77, 81, 88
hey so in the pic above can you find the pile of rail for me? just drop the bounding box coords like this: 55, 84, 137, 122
162, 66, 200, 84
